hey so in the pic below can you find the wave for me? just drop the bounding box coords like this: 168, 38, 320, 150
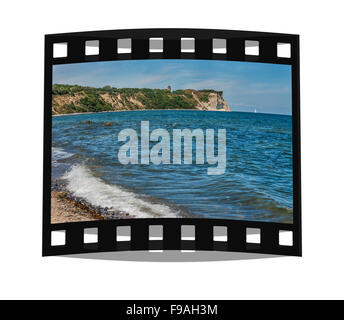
62, 164, 181, 218
52, 147, 74, 161
52, 147, 75, 171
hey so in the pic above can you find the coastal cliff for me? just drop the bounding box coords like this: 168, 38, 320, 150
52, 84, 231, 115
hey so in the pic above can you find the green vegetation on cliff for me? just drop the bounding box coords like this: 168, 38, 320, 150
52, 84, 228, 115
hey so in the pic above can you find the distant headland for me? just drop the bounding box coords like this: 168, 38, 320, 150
52, 84, 231, 115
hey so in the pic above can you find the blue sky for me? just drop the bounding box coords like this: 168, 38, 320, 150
53, 60, 292, 115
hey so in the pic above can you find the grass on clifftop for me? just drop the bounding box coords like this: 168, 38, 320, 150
52, 84, 221, 114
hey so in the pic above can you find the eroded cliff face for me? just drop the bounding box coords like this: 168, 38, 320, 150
191, 91, 230, 111
99, 92, 146, 110
52, 85, 231, 115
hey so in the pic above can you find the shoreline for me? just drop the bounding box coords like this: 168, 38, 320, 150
52, 109, 230, 117
51, 185, 134, 223
51, 190, 103, 223
52, 109, 291, 117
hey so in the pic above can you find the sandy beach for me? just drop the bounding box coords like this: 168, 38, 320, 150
51, 187, 135, 223
51, 190, 105, 223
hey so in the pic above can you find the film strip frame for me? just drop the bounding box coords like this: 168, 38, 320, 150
43, 29, 301, 257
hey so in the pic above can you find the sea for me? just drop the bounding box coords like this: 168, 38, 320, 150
52, 110, 293, 223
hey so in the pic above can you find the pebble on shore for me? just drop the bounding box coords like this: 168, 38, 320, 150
51, 182, 133, 223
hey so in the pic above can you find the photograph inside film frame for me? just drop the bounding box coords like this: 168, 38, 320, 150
51, 59, 293, 224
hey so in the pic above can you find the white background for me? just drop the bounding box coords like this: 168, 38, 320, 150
0, 0, 343, 300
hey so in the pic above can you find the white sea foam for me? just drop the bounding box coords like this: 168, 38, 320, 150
62, 164, 180, 218
52, 147, 74, 170
52, 147, 74, 161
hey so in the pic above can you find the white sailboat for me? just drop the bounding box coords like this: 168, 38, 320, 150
254, 108, 257, 113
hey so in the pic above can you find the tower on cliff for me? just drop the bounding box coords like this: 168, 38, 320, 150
167, 85, 171, 92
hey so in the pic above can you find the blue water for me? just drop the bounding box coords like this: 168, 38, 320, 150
52, 110, 293, 223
